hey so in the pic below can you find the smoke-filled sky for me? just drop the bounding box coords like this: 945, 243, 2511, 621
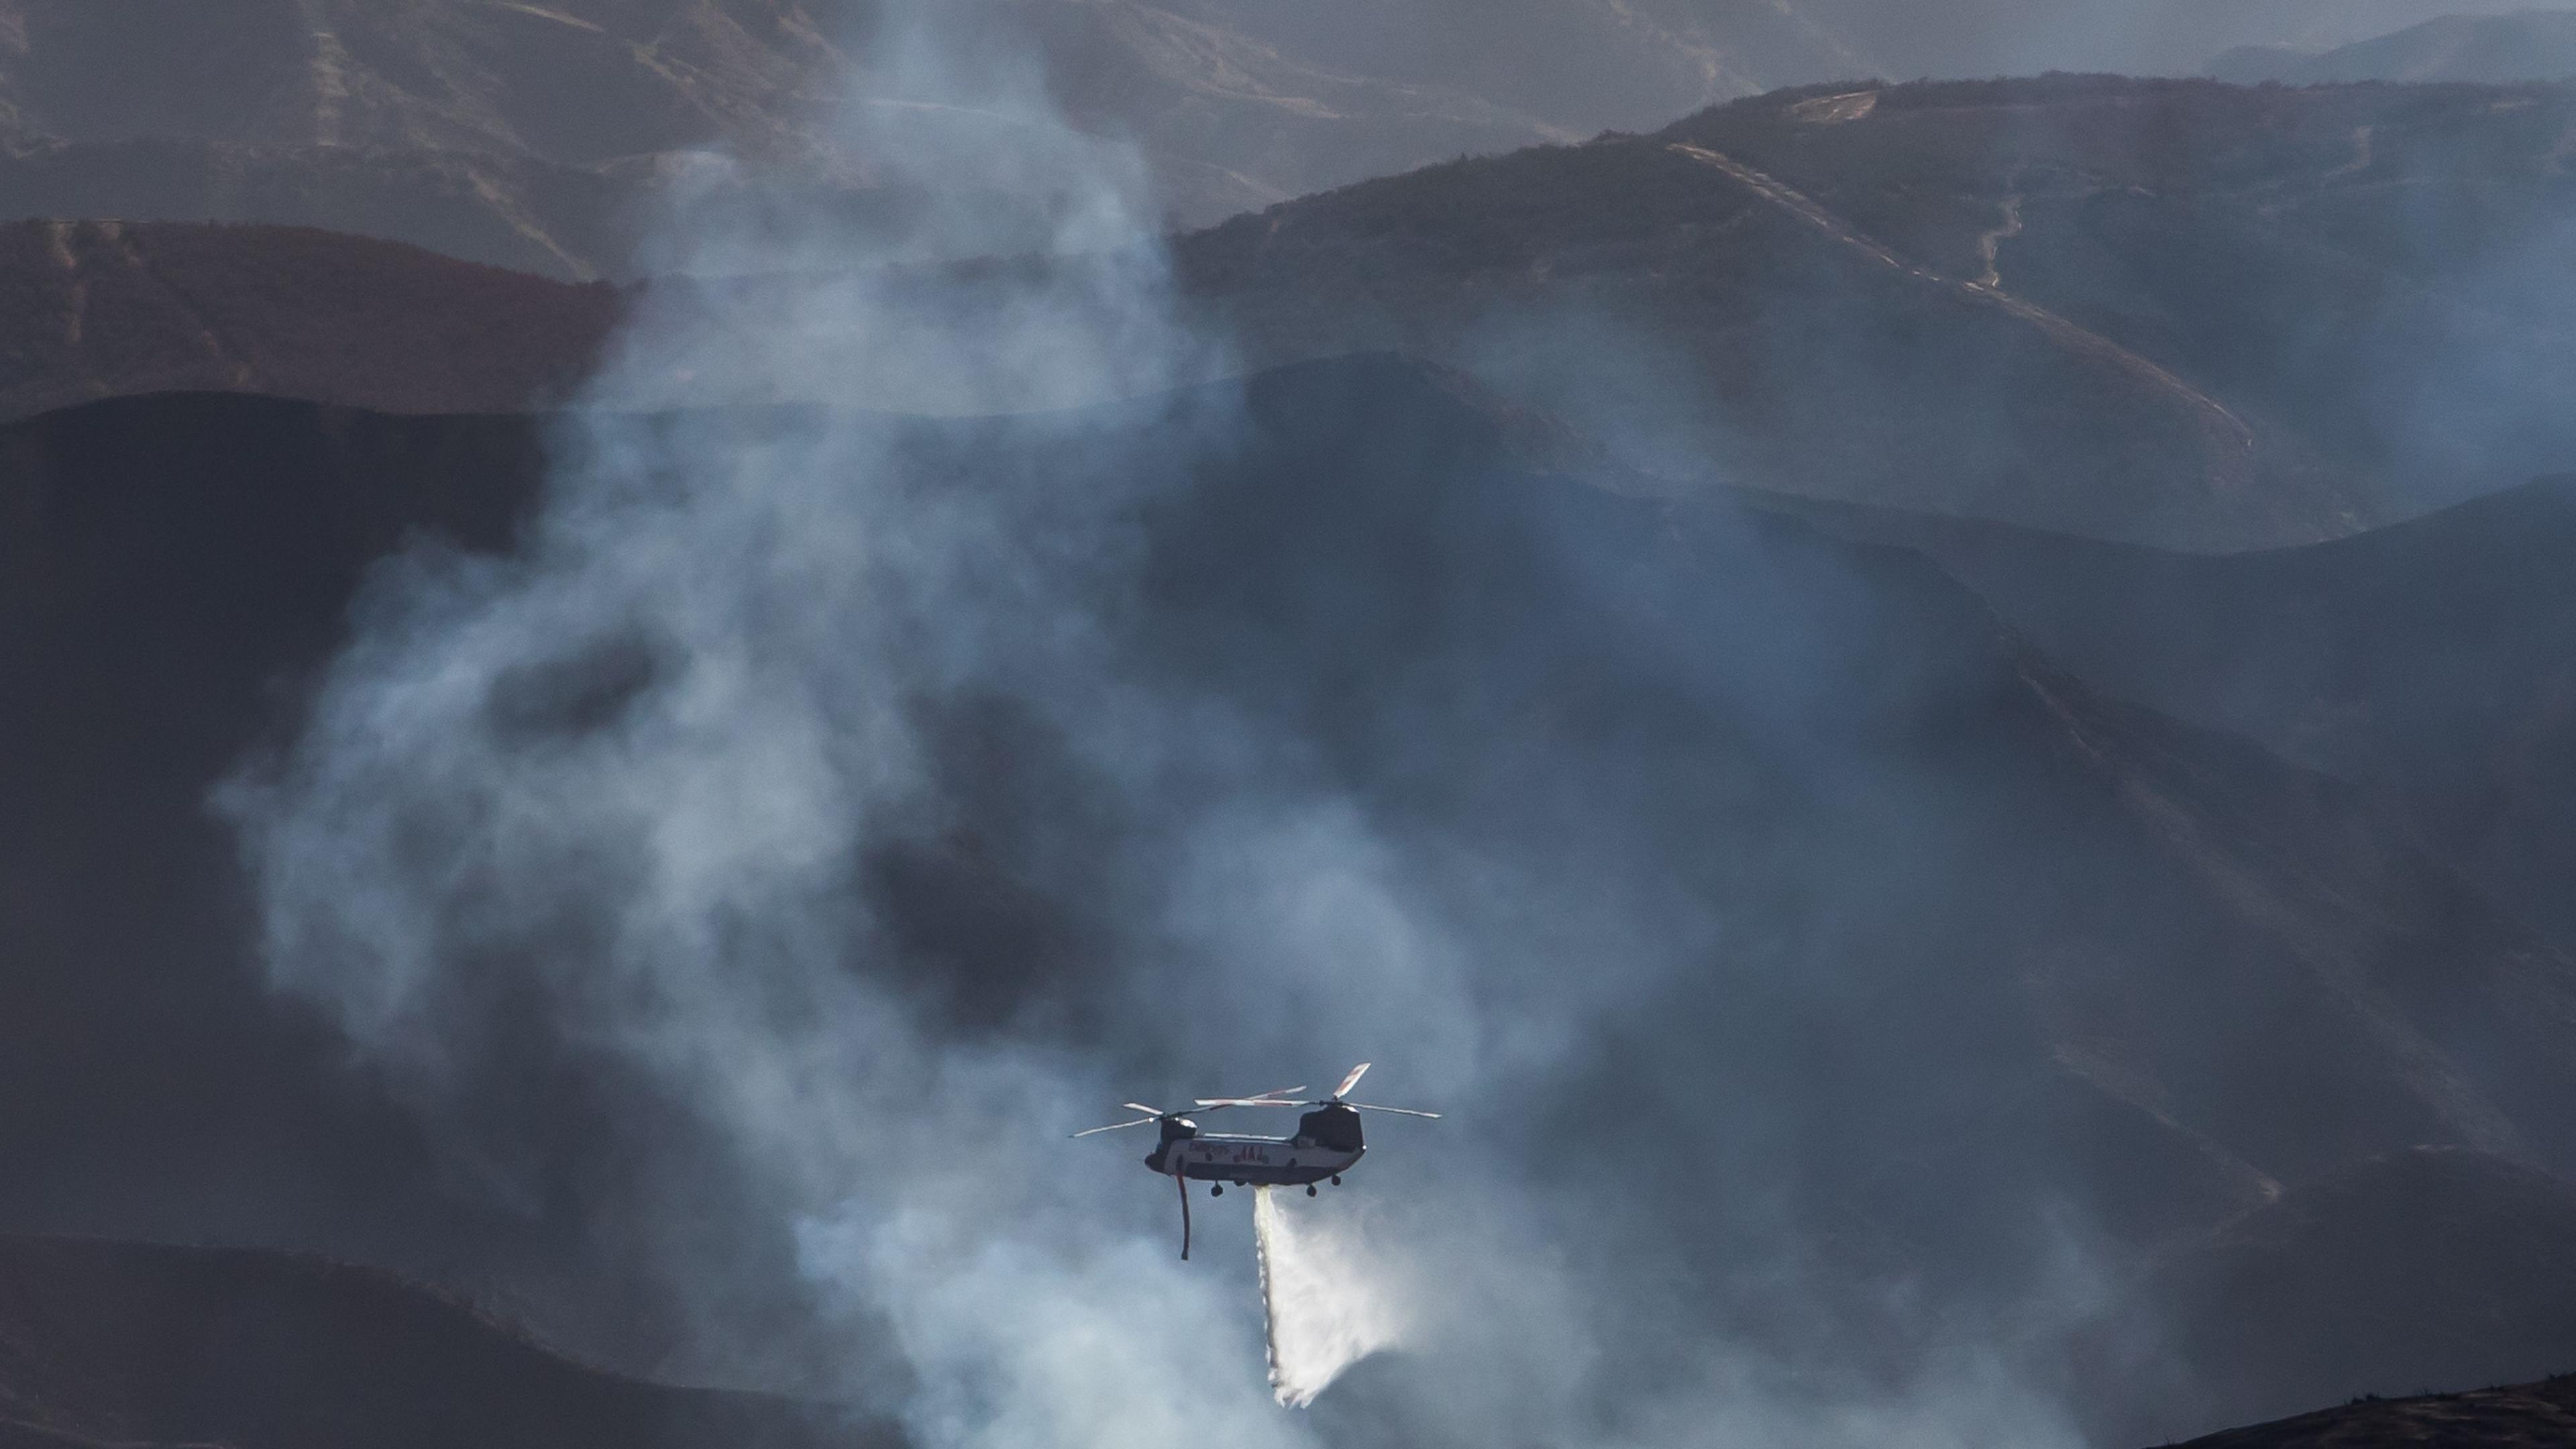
172, 4, 2576, 1449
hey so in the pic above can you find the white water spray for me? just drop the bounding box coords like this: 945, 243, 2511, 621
1251, 1185, 1409, 1407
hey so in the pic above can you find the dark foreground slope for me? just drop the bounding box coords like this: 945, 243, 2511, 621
1179, 76, 2576, 549
0, 1236, 882, 1449
2078, 1147, 2576, 1440
2180, 1373, 2576, 1449
7, 360, 2576, 1439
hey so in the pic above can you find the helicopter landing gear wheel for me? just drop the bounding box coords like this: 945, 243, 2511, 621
1210, 1184, 1222, 1197
1330, 1175, 1342, 1186
1307, 1184, 1318, 1196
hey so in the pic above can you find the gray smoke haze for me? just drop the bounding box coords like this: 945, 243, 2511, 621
211, 6, 2257, 1449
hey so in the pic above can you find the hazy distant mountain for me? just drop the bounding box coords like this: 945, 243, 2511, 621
1144, 0, 1855, 131
0, 0, 854, 277
1159, 0, 2571, 102
0, 0, 2557, 274
13, 76, 2575, 553
1180, 75, 2576, 549
1786, 0, 2567, 78
2210, 9, 2576, 83
0, 1, 843, 162
0, 0, 1735, 266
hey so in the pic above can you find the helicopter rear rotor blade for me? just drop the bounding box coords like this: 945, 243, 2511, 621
1122, 1103, 1167, 1118
1334, 1063, 1373, 1099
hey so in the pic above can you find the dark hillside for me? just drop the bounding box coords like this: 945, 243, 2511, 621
0, 394, 547, 1263
1791, 472, 2576, 959
2081, 1147, 2576, 1440
9, 363, 2576, 1438
0, 138, 653, 281
0, 1235, 884, 1449
2175, 1372, 2576, 1449
0, 221, 616, 421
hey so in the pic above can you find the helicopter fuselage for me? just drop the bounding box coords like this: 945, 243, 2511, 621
1144, 1103, 1367, 1187
1075, 1074, 1427, 1256
1148, 1130, 1364, 1187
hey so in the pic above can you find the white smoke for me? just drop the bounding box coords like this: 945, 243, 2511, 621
213, 3, 2102, 1447
211, 3, 1435, 1442
1252, 1185, 1410, 1407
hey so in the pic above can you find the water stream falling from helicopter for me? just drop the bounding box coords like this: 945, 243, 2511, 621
1252, 1183, 1408, 1407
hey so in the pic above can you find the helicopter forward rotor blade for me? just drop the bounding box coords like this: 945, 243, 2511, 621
1192, 1086, 1305, 1108
1347, 1102, 1441, 1119
1071, 1116, 1159, 1138
1334, 1063, 1373, 1099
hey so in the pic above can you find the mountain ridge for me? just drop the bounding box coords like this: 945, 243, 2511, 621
2210, 9, 2576, 85
0, 219, 618, 420
12, 75, 2574, 553
1171, 72, 2576, 547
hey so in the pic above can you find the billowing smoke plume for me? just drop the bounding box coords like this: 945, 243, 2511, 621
216, 3, 2112, 1448
213, 5, 1441, 1441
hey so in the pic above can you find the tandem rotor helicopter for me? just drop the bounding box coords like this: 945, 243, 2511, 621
1073, 1063, 1440, 1259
